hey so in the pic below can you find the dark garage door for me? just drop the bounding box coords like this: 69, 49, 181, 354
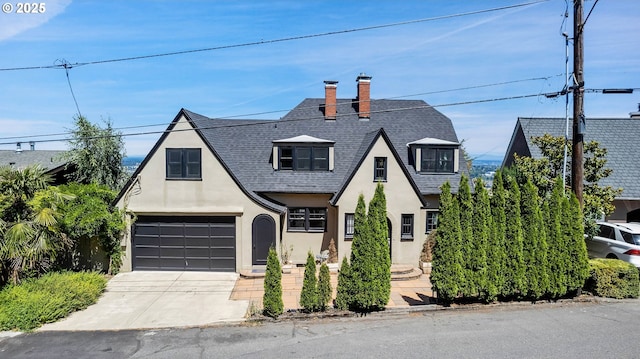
132, 216, 236, 271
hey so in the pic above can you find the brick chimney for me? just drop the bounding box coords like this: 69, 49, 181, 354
356, 73, 372, 119
324, 80, 338, 120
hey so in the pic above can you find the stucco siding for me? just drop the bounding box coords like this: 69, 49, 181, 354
334, 137, 425, 266
117, 116, 279, 272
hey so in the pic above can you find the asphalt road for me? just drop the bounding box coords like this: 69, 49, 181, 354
1, 299, 639, 359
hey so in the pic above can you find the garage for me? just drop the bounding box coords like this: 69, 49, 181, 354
132, 216, 236, 271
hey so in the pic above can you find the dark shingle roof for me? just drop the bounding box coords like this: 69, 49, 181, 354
186, 97, 466, 200
0, 150, 67, 171
508, 117, 640, 199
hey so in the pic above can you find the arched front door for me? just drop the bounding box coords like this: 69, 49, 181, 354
252, 214, 276, 265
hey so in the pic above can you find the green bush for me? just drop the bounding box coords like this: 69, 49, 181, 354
334, 256, 352, 310
584, 259, 639, 299
317, 263, 332, 311
262, 247, 283, 318
300, 252, 319, 312
0, 271, 106, 331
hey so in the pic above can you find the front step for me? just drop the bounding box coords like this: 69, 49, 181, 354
391, 265, 423, 281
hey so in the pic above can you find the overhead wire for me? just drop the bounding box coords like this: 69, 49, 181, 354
0, 0, 548, 72
0, 74, 562, 141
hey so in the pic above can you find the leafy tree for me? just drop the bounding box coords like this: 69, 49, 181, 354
430, 182, 463, 304
457, 175, 474, 298
368, 183, 390, 309
513, 134, 622, 236
62, 115, 127, 191
262, 247, 283, 318
486, 171, 507, 301
501, 174, 526, 298
300, 252, 319, 312
317, 262, 332, 311
471, 178, 490, 301
53, 183, 125, 274
520, 178, 550, 299
334, 256, 352, 311
545, 177, 568, 298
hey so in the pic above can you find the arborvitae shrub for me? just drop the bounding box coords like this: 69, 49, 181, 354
334, 256, 352, 310
317, 263, 332, 311
300, 252, 319, 312
502, 174, 526, 298
471, 178, 490, 302
328, 238, 338, 264
520, 178, 550, 299
430, 181, 463, 304
368, 183, 390, 309
458, 175, 474, 298
546, 177, 568, 298
350, 194, 376, 311
486, 171, 507, 301
263, 247, 283, 318
566, 192, 590, 294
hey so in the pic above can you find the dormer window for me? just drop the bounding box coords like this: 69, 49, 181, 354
407, 138, 460, 174
273, 135, 335, 171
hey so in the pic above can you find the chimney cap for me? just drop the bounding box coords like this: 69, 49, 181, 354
324, 80, 338, 86
356, 73, 372, 81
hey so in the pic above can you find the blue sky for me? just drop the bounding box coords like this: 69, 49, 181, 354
1, 0, 638, 160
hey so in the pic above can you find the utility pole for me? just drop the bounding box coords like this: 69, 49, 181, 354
572, 0, 584, 207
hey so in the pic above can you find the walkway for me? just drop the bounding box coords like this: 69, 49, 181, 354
231, 267, 434, 310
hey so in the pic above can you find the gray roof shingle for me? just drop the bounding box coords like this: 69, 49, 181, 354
186, 97, 466, 201
507, 117, 640, 199
0, 150, 67, 171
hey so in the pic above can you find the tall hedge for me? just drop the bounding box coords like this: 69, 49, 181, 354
334, 256, 352, 310
520, 178, 550, 299
430, 181, 463, 304
317, 262, 332, 311
349, 194, 377, 311
472, 178, 490, 301
300, 252, 319, 312
565, 192, 589, 293
502, 174, 526, 298
458, 175, 475, 297
486, 171, 507, 301
262, 247, 283, 318
368, 183, 390, 309
545, 177, 568, 298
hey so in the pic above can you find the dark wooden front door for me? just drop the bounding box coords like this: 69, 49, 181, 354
252, 214, 276, 265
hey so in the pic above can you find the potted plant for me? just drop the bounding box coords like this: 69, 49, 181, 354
281, 244, 294, 274
420, 229, 436, 274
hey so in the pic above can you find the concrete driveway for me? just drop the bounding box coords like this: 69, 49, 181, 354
39, 271, 249, 331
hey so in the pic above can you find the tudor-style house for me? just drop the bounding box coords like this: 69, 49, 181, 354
116, 74, 467, 272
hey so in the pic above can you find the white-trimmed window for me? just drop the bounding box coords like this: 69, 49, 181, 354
421, 147, 454, 173
345, 213, 355, 239
374, 157, 387, 181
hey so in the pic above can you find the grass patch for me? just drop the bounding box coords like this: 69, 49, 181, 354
0, 271, 107, 331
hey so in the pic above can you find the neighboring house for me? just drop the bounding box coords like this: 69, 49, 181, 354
503, 110, 640, 222
0, 144, 70, 185
115, 74, 467, 273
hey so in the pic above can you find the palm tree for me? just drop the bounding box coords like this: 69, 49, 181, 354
0, 166, 72, 284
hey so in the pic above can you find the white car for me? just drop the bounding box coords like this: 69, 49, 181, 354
586, 222, 640, 268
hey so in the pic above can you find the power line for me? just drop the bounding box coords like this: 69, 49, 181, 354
0, 74, 561, 141
0, 0, 548, 72
0, 91, 553, 146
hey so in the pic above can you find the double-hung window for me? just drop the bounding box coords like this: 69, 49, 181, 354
374, 157, 387, 181
344, 213, 355, 239
288, 207, 327, 232
421, 147, 454, 173
401, 214, 414, 240
279, 146, 329, 171
426, 211, 438, 234
166, 148, 201, 179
